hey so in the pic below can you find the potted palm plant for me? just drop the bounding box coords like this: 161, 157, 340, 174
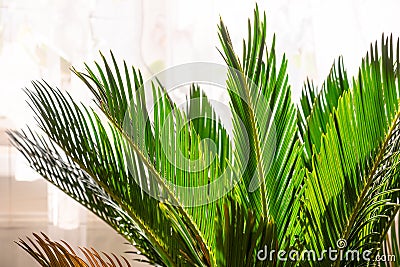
9, 5, 399, 267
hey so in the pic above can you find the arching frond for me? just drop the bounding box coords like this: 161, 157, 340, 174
298, 57, 350, 168
298, 36, 400, 266
218, 5, 304, 249
16, 233, 134, 267
12, 82, 213, 266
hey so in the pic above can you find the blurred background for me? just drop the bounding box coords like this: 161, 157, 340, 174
0, 0, 399, 265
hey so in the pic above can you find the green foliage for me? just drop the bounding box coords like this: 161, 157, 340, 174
10, 5, 400, 267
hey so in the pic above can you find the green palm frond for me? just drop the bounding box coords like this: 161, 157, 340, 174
184, 84, 233, 248
11, 81, 213, 266
298, 36, 400, 266
298, 57, 350, 168
9, 129, 161, 263
73, 55, 234, 264
218, 6, 304, 248
215, 200, 276, 267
